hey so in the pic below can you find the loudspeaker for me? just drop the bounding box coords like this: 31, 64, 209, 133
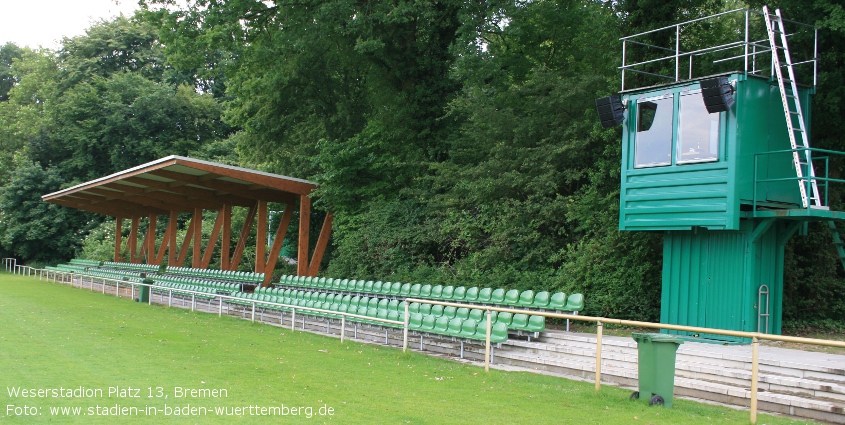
700, 76, 734, 113
595, 96, 625, 128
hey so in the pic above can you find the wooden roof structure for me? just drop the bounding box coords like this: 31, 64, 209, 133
42, 156, 333, 284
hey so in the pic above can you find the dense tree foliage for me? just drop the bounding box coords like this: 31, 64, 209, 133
1, 1, 844, 327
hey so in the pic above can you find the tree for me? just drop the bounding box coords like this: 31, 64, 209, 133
0, 164, 91, 264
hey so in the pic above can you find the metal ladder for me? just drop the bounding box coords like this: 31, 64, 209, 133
763, 6, 823, 209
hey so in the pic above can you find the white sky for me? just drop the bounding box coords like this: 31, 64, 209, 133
0, 0, 140, 50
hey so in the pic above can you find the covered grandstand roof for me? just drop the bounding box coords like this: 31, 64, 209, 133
41, 155, 316, 217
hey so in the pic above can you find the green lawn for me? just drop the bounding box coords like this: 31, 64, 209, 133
0, 273, 816, 424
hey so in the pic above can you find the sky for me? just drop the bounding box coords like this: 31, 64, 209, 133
0, 0, 140, 50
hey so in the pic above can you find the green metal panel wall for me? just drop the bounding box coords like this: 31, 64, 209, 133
660, 219, 792, 338
735, 76, 812, 207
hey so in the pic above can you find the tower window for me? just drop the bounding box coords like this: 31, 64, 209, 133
635, 96, 674, 168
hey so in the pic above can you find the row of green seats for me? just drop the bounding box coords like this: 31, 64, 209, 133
153, 281, 218, 299
154, 277, 240, 293
277, 275, 584, 312
234, 290, 509, 343
57, 264, 88, 273
102, 262, 159, 272
408, 313, 509, 343
408, 302, 545, 333
164, 267, 263, 283
69, 259, 102, 267
84, 270, 142, 282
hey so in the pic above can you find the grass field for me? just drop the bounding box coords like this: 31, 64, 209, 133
0, 273, 818, 424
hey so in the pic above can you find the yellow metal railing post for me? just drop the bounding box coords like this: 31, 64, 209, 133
484, 309, 492, 372
595, 320, 603, 391
750, 336, 760, 424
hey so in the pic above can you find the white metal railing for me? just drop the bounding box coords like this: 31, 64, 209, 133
12, 268, 845, 424
3, 258, 16, 272
620, 8, 817, 92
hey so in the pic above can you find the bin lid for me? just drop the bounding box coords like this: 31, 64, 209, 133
631, 332, 684, 344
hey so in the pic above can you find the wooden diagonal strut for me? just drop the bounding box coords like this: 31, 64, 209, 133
200, 210, 224, 269
256, 200, 268, 273
154, 216, 172, 265
192, 208, 202, 268
229, 203, 257, 271
114, 216, 123, 262
308, 212, 334, 277
176, 218, 197, 267
297, 195, 311, 276
221, 205, 231, 270
262, 205, 294, 286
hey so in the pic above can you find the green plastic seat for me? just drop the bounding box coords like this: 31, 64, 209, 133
452, 286, 466, 301
358, 297, 370, 308
525, 315, 545, 332
390, 282, 403, 296
356, 280, 368, 292
338, 279, 350, 291
399, 283, 412, 296
454, 307, 468, 320
511, 313, 529, 330
469, 309, 485, 321
441, 286, 454, 300
409, 302, 421, 314
419, 284, 432, 298
431, 305, 445, 317
532, 291, 551, 308
372, 281, 383, 294
350, 295, 361, 306
442, 306, 457, 319
420, 315, 436, 332
490, 288, 506, 304
490, 322, 509, 343
419, 303, 432, 315
318, 293, 328, 303
409, 313, 424, 330
364, 280, 374, 293
433, 317, 449, 334
464, 287, 479, 302
388, 299, 400, 311
564, 293, 584, 311
497, 312, 513, 327
387, 310, 400, 325
477, 288, 492, 303
446, 318, 463, 337
409, 284, 422, 297
548, 292, 567, 309
341, 295, 352, 305
504, 289, 520, 305
317, 277, 327, 288
431, 285, 444, 299
378, 298, 389, 310
460, 319, 479, 339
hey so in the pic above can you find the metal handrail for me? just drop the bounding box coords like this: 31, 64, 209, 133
620, 8, 818, 91
16, 268, 845, 424
752, 148, 844, 213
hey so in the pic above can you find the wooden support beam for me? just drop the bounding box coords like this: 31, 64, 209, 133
256, 200, 268, 273
192, 208, 202, 269
154, 216, 172, 265
139, 222, 150, 261
229, 203, 257, 271
176, 218, 197, 267
114, 216, 123, 262
263, 204, 293, 286
146, 214, 157, 264
297, 195, 311, 276
308, 212, 334, 277
200, 210, 224, 269
129, 217, 140, 263
168, 211, 178, 266
221, 205, 231, 270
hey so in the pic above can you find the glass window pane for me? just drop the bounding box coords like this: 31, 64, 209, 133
635, 96, 673, 168
677, 93, 719, 164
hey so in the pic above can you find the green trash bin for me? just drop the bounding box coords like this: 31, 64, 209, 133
631, 332, 684, 408
135, 278, 152, 303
